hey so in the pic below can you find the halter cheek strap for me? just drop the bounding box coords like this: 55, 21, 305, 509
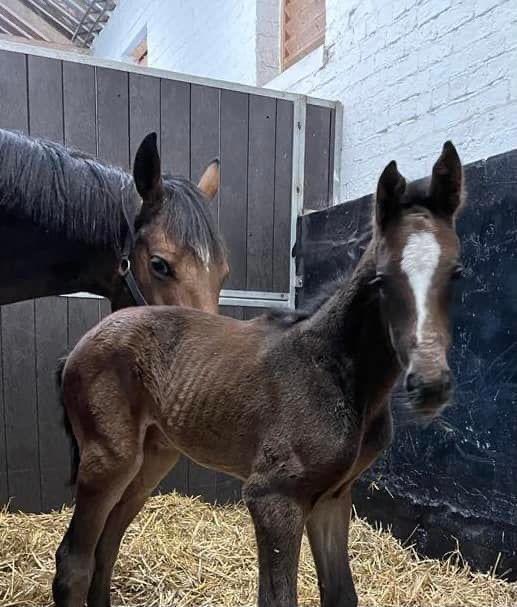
118, 199, 148, 306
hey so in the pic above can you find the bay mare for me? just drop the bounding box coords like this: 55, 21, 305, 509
54, 142, 465, 607
0, 129, 228, 311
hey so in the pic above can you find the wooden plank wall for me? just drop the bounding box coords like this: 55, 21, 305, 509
304, 104, 336, 210
0, 48, 336, 511
0, 297, 106, 512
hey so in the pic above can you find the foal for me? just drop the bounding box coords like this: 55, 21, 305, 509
54, 142, 465, 607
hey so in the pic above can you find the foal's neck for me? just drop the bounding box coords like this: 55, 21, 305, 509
303, 241, 400, 413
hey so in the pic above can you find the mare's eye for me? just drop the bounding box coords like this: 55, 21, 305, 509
451, 264, 464, 280
150, 256, 172, 278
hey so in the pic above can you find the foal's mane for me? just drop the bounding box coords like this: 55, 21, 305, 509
0, 129, 225, 263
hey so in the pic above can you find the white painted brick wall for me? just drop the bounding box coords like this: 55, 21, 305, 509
94, 0, 517, 200
93, 0, 257, 85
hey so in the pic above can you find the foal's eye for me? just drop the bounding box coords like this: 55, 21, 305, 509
150, 256, 173, 278
369, 274, 384, 287
451, 264, 464, 280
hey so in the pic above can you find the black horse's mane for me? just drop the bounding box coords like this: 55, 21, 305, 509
0, 129, 225, 263
265, 278, 345, 327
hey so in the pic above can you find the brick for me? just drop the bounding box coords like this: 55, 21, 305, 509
433, 3, 476, 37
417, 0, 452, 27
431, 82, 449, 109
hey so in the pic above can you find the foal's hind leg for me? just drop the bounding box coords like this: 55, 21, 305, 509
306, 489, 357, 607
53, 445, 142, 607
87, 435, 179, 607
243, 478, 306, 607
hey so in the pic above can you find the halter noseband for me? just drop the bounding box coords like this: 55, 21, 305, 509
118, 200, 148, 306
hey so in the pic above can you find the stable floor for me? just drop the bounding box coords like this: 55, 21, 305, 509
1, 493, 515, 606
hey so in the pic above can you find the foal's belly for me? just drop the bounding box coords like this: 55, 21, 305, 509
153, 374, 268, 480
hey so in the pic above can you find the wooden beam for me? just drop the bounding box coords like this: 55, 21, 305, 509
0, 5, 46, 40
0, 32, 89, 53
20, 0, 76, 37
3, 0, 68, 42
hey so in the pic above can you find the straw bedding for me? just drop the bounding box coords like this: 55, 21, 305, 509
1, 493, 515, 607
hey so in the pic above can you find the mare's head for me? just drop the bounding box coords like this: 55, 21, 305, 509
117, 133, 228, 312
372, 142, 465, 419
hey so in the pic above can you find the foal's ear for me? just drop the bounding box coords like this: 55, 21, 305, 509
133, 132, 164, 210
429, 141, 464, 218
375, 160, 406, 230
197, 158, 220, 201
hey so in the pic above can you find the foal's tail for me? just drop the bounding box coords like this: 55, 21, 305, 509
55, 356, 80, 485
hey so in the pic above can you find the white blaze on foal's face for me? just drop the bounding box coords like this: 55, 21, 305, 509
400, 231, 442, 344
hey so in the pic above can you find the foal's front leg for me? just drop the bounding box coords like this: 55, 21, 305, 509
306, 489, 357, 607
244, 480, 305, 607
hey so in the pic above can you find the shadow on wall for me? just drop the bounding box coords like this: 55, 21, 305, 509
296, 149, 517, 579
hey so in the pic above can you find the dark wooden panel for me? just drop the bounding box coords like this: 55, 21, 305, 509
99, 298, 112, 319
67, 298, 101, 349
0, 307, 7, 505
160, 79, 190, 177
273, 99, 294, 293
190, 84, 220, 224
219, 90, 249, 290
129, 73, 160, 167
0, 50, 28, 132
304, 104, 331, 211
246, 95, 277, 291
96, 68, 130, 169
2, 301, 40, 511
243, 307, 266, 320
27, 55, 63, 141
219, 306, 244, 320
35, 297, 71, 511
63, 62, 96, 155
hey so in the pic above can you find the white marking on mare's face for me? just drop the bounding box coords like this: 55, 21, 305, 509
400, 231, 441, 344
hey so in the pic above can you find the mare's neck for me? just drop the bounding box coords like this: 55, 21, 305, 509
303, 242, 401, 413
0, 212, 127, 307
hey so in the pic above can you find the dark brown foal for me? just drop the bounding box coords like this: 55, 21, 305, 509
53, 142, 466, 607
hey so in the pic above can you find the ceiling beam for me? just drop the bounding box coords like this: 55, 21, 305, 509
3, 0, 69, 42
20, 0, 76, 37
0, 3, 47, 40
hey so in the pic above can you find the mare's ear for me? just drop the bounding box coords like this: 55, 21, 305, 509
429, 141, 464, 218
375, 160, 406, 231
197, 158, 220, 201
133, 132, 164, 215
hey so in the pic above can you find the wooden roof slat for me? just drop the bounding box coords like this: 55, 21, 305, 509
14, 0, 117, 47
1, 2, 50, 40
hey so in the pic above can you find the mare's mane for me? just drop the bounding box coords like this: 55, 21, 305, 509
0, 129, 225, 263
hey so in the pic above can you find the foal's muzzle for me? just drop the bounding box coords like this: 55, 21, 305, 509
405, 369, 453, 418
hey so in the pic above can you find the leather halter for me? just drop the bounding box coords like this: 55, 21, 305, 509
118, 200, 148, 306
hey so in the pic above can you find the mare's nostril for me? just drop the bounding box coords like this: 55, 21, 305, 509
406, 372, 419, 392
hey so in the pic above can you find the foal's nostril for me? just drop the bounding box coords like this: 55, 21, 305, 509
406, 372, 419, 393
